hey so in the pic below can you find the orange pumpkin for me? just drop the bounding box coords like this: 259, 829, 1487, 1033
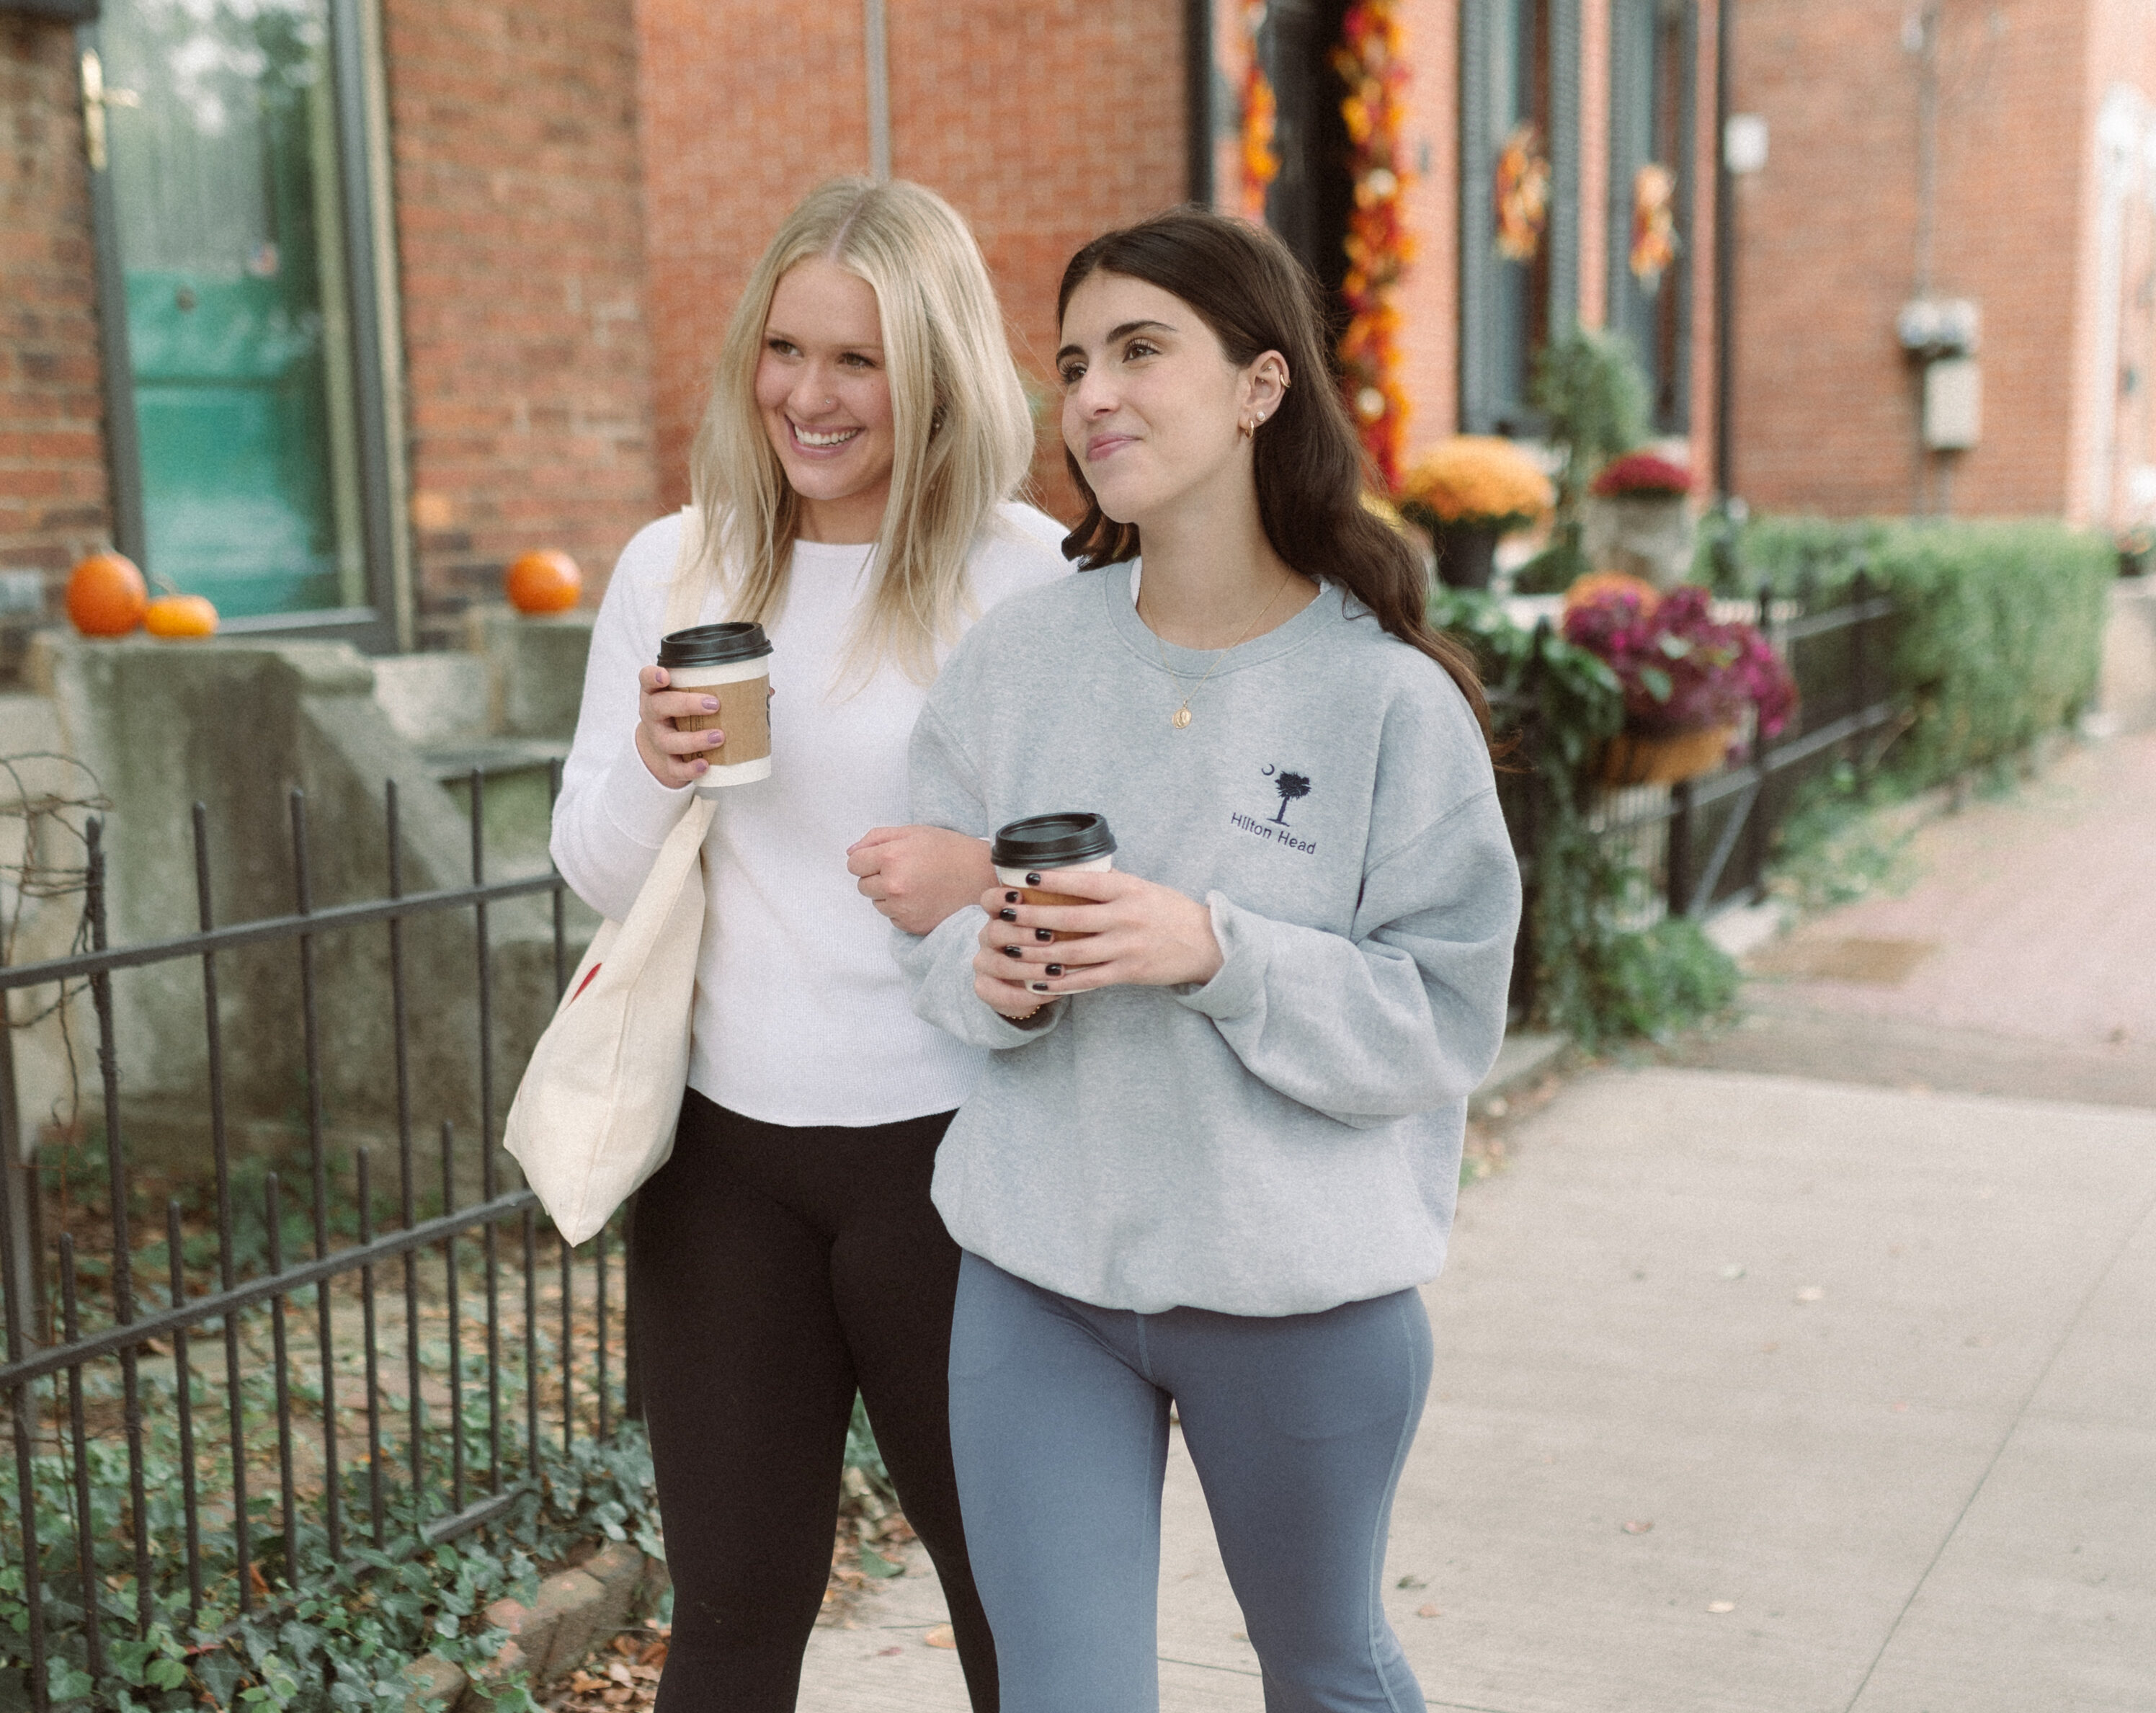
505, 548, 582, 615
66, 551, 148, 637
144, 593, 219, 639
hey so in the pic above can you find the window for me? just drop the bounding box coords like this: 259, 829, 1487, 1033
1608, 0, 1696, 432
83, 0, 403, 645
1461, 0, 1582, 434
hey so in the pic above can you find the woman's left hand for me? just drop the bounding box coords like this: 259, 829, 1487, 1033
848, 825, 997, 935
974, 867, 1224, 996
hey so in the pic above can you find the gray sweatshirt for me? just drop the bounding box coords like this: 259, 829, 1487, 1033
898, 561, 1520, 1317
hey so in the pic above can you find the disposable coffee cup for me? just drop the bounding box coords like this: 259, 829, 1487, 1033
658, 622, 772, 793
991, 813, 1115, 942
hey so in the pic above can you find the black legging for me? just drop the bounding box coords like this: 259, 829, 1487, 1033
628, 1090, 996, 1710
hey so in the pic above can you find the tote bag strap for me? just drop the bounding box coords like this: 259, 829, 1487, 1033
661, 505, 715, 636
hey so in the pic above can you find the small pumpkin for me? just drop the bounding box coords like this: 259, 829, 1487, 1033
66, 551, 148, 636
144, 593, 219, 639
505, 548, 582, 615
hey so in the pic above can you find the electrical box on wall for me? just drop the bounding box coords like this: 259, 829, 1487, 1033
1924, 358, 1983, 450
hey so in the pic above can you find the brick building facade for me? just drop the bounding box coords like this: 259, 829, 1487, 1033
1729, 0, 2156, 527
4, 0, 1728, 650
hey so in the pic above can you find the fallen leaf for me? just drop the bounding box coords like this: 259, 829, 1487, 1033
1485, 1096, 1509, 1117
877, 1646, 902, 1656
607, 1663, 633, 1686
925, 1624, 957, 1649
1794, 1286, 1824, 1303
1396, 1574, 1427, 1590
1719, 1263, 1746, 1280
1416, 1602, 1442, 1619
1890, 1400, 1910, 1412
1706, 1601, 1735, 1614
1623, 1519, 1654, 1534
1230, 1630, 1247, 1641
858, 1545, 904, 1579
1760, 1341, 1779, 1353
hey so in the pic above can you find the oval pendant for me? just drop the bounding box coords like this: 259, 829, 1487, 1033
1172, 707, 1193, 729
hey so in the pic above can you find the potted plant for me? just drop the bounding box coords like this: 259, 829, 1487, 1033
1396, 436, 1554, 589
1584, 450, 1696, 589
1561, 577, 1798, 784
1511, 326, 1652, 593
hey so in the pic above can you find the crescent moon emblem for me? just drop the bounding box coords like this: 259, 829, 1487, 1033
1260, 763, 1276, 776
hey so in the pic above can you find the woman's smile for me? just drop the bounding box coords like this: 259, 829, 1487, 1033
789, 417, 866, 455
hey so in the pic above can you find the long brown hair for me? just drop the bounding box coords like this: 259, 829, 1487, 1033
1056, 207, 1491, 737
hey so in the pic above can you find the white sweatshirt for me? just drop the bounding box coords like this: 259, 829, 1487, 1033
551, 504, 1070, 1127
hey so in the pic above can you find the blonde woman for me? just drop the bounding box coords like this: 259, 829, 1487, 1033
551, 177, 1062, 1711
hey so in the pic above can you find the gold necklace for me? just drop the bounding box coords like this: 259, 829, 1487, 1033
1141, 573, 1293, 728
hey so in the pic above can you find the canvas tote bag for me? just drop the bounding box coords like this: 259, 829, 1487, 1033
505, 510, 718, 1245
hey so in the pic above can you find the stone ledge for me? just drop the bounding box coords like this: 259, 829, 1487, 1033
399, 1544, 669, 1712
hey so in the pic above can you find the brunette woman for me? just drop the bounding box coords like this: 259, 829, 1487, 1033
552, 177, 1064, 1710
896, 208, 1520, 1709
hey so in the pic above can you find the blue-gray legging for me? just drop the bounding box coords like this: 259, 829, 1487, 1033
948, 1250, 1433, 1713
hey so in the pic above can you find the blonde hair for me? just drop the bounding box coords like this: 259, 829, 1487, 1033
687, 177, 1037, 683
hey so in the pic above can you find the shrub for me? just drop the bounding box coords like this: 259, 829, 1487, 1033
1433, 587, 1739, 1048
1705, 516, 2111, 789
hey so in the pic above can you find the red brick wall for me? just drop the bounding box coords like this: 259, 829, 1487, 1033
1732, 0, 2089, 519
636, 1, 1185, 525
383, 0, 656, 613
1396, 0, 1461, 454
0, 19, 109, 594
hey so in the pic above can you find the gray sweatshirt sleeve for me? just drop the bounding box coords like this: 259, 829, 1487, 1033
893, 700, 1066, 1049
1175, 780, 1520, 1129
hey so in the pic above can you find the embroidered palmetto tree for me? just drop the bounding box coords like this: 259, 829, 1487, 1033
1272, 771, 1311, 824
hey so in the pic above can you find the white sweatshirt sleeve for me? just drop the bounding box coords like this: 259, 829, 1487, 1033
548, 514, 703, 922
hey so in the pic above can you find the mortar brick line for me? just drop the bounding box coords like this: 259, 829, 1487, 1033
1836, 1173, 2156, 1713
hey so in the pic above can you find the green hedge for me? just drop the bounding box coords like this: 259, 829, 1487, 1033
1708, 517, 2113, 789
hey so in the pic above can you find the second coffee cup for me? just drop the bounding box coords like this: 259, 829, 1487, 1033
658, 621, 772, 793
991, 812, 1116, 942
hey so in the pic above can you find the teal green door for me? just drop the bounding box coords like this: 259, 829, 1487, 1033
101, 0, 363, 619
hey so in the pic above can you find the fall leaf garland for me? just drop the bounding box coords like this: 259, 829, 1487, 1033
1240, 0, 1280, 221
1332, 0, 1414, 487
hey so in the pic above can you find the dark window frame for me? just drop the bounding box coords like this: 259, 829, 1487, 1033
1460, 0, 1582, 436
1606, 0, 1698, 435
74, 0, 405, 652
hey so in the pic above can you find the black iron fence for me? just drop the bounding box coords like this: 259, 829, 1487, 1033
1592, 572, 1903, 920
0, 773, 625, 1710
1502, 574, 1905, 1016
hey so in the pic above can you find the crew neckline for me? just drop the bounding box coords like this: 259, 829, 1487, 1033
1104, 559, 1339, 677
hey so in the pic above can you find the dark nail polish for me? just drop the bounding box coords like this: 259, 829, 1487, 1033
1025, 871, 1043, 886
1002, 945, 1022, 959
1035, 927, 1054, 942
1004, 891, 1020, 904
998, 908, 1017, 922
1046, 964, 1064, 976
1028, 982, 1050, 994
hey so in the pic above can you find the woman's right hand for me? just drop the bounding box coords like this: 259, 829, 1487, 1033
633, 664, 726, 788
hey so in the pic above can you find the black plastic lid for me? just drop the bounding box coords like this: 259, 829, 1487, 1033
657, 621, 772, 668
991, 812, 1116, 869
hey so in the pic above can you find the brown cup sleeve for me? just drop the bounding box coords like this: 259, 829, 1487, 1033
1020, 887, 1095, 942
674, 675, 771, 764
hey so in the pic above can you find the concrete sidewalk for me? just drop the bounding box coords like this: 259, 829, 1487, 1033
799, 1065, 2156, 1711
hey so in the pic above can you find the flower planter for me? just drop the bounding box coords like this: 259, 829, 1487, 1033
1582, 492, 1695, 589
1433, 520, 1502, 590
1600, 724, 1736, 786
